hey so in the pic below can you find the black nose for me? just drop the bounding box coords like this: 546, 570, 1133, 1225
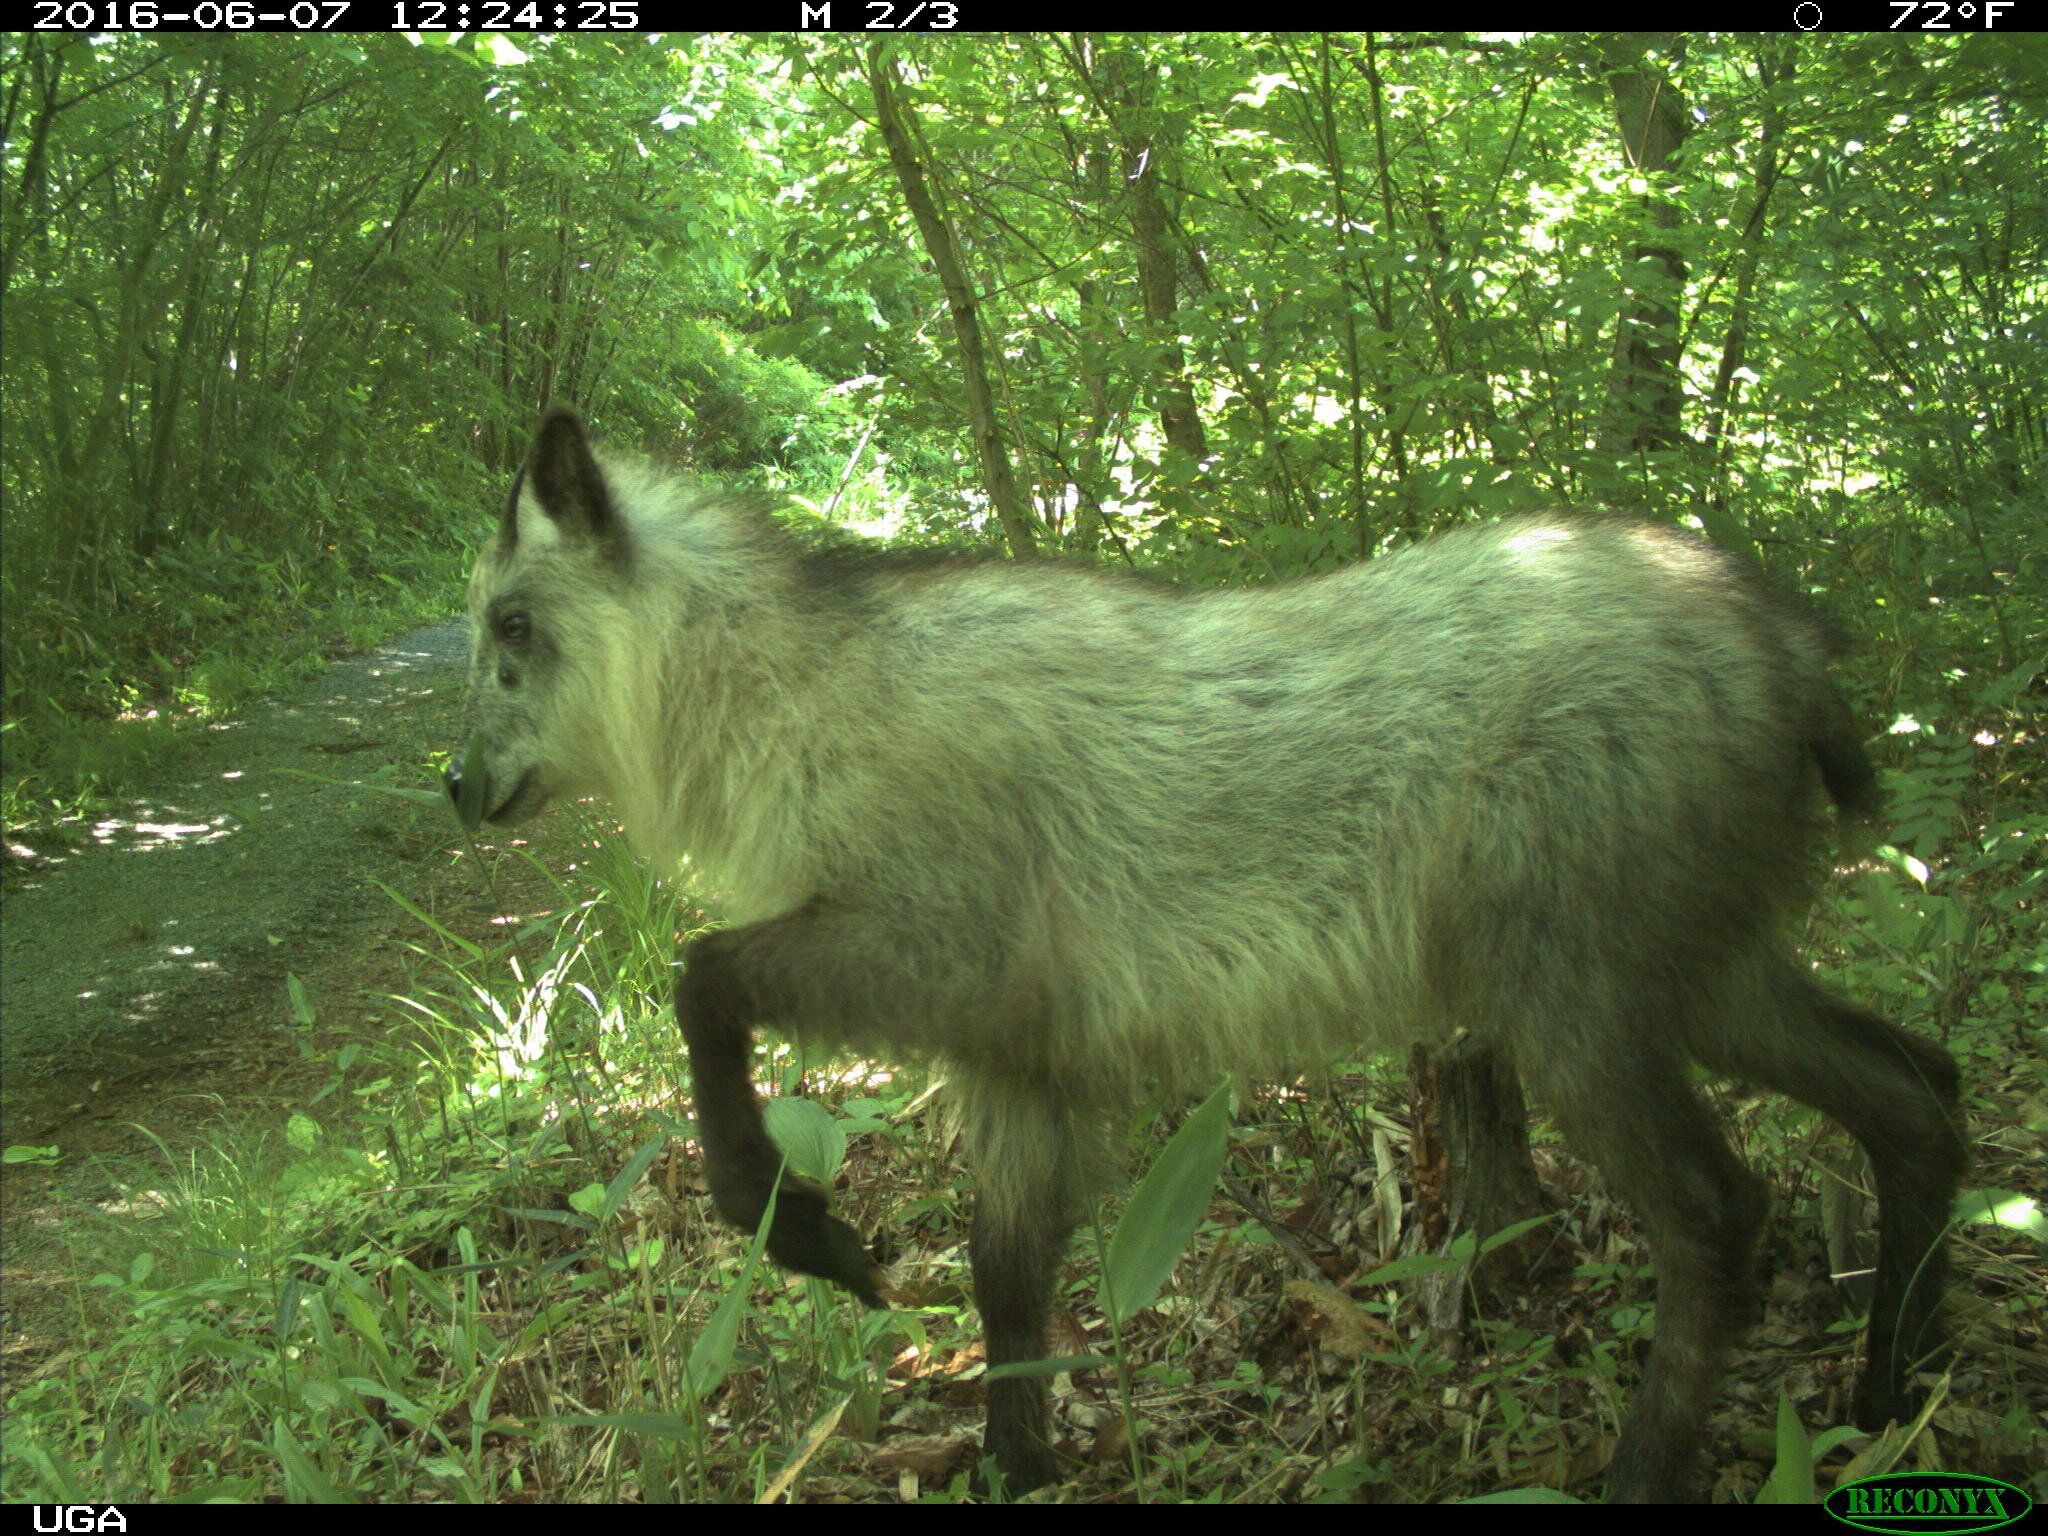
443, 762, 464, 804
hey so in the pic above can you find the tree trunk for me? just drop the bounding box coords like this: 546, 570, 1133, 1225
1702, 43, 1787, 524
865, 42, 1038, 557
1598, 33, 1691, 467
1410, 1036, 1551, 1331
0, 36, 65, 297
70, 62, 219, 588
139, 80, 233, 553
1095, 42, 1210, 511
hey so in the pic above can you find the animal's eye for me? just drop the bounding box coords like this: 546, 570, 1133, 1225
498, 613, 530, 643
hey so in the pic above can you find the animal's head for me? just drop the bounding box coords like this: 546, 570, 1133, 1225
447, 408, 636, 832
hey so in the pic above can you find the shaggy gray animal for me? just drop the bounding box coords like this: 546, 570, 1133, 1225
450, 409, 1963, 1501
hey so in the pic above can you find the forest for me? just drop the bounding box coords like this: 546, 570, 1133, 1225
0, 30, 2042, 1505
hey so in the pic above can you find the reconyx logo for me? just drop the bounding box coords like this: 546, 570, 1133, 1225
1825, 1473, 2032, 1535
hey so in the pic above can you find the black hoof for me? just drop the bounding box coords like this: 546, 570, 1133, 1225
766, 1178, 885, 1307
968, 1449, 1058, 1501
1852, 1380, 1915, 1434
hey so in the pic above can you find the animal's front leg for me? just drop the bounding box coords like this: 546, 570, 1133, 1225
674, 922, 884, 1306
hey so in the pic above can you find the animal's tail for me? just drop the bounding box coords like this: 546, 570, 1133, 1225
1811, 687, 1881, 825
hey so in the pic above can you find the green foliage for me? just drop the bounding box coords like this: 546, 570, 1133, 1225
0, 34, 862, 821
0, 819, 907, 1504
1097, 1082, 1233, 1325
764, 1097, 850, 1188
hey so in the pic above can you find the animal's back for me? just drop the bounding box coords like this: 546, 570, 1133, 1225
809, 514, 1844, 1090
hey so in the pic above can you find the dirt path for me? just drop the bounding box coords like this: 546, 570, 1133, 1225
1, 619, 472, 1138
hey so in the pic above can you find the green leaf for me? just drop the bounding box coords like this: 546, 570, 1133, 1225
1478, 1212, 1557, 1256
763, 1097, 846, 1185
1754, 1388, 1814, 1504
550, 1411, 700, 1439
683, 1175, 782, 1400
280, 767, 449, 810
453, 738, 490, 831
496, 1206, 595, 1231
985, 1353, 1111, 1381
369, 878, 487, 958
161, 1479, 266, 1503
601, 1130, 672, 1221
274, 1277, 304, 1338
1352, 1251, 1462, 1285
13, 1441, 87, 1501
272, 1418, 353, 1503
1956, 1187, 2046, 1243
1099, 1080, 1231, 1323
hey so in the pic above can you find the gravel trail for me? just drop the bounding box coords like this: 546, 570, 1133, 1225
1, 620, 471, 1096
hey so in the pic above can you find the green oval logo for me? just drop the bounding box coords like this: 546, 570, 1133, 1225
1824, 1473, 2032, 1535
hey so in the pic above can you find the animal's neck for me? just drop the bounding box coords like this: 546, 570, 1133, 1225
617, 562, 840, 914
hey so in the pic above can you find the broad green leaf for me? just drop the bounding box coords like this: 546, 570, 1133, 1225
764, 1096, 846, 1185
1956, 1187, 2046, 1243
1754, 1388, 1814, 1504
1099, 1080, 1231, 1323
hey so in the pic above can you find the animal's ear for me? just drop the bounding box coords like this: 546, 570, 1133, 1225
520, 406, 619, 552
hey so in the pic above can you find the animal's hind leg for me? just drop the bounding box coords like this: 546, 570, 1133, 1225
1685, 960, 1964, 1430
956, 1074, 1108, 1497
673, 917, 883, 1305
1518, 1034, 1769, 1502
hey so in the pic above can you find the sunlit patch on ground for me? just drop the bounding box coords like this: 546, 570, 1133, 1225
89, 810, 242, 851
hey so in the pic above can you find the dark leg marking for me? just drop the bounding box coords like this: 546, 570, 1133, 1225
960, 1080, 1105, 1498
1523, 1036, 1769, 1502
673, 923, 883, 1306
1689, 965, 1964, 1430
